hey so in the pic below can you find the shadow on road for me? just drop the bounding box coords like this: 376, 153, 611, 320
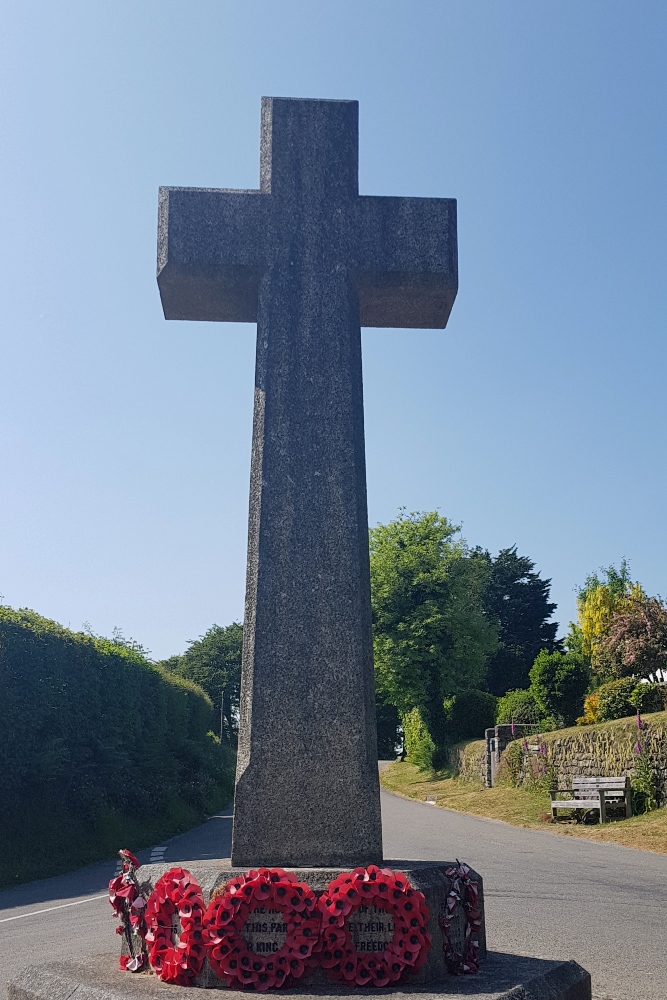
163, 812, 233, 863
0, 810, 234, 913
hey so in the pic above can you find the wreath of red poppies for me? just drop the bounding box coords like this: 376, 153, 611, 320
204, 867, 320, 990
317, 865, 431, 988
439, 862, 482, 975
108, 850, 148, 972
144, 867, 207, 984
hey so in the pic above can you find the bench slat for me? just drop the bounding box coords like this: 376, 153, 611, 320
572, 778, 629, 785
552, 799, 600, 809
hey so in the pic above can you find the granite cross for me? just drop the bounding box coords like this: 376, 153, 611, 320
157, 97, 457, 868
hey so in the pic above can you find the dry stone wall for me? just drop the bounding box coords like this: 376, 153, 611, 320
451, 739, 486, 784
498, 711, 667, 801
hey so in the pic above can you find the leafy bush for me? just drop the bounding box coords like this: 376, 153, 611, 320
497, 739, 525, 786
630, 682, 666, 715
443, 690, 497, 743
529, 650, 591, 727
402, 707, 436, 771
0, 606, 235, 886
495, 688, 542, 725
596, 677, 637, 721
577, 692, 600, 725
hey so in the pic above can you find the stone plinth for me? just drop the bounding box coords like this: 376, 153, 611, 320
129, 859, 483, 989
8, 952, 592, 1000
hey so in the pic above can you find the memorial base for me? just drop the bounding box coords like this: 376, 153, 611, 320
8, 952, 592, 1000
7, 859, 591, 1000
131, 859, 486, 987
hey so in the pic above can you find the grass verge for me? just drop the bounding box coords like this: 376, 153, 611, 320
380, 760, 667, 854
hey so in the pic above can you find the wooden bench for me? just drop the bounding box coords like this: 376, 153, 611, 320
550, 776, 632, 823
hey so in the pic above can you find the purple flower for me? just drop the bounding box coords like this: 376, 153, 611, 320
636, 710, 643, 730
636, 741, 642, 756
523, 738, 529, 753
511, 719, 515, 736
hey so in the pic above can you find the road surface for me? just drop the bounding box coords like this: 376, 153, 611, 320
1, 791, 664, 999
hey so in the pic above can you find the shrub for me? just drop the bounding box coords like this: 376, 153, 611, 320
596, 677, 637, 721
443, 690, 497, 743
402, 707, 436, 771
495, 688, 542, 726
632, 744, 659, 813
630, 682, 666, 715
529, 650, 591, 727
497, 739, 525, 786
577, 692, 600, 725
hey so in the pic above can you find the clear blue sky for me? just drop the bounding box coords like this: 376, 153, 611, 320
1, 1, 665, 659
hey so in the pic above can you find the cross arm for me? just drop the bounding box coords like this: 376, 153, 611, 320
351, 195, 457, 329
157, 187, 272, 322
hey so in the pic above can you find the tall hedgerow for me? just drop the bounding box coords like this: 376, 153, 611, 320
0, 606, 234, 886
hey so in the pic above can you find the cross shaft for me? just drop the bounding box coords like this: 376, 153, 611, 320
157, 97, 457, 867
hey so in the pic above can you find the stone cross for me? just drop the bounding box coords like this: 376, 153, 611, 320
157, 97, 457, 868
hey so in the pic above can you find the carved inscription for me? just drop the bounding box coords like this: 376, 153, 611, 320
346, 904, 394, 953
241, 907, 288, 954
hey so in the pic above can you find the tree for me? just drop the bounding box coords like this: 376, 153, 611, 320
529, 649, 591, 727
370, 511, 497, 765
375, 693, 402, 759
442, 689, 497, 743
478, 546, 559, 696
598, 595, 667, 681
575, 560, 635, 666
158, 623, 242, 744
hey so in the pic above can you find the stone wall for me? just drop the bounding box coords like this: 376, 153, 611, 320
451, 739, 486, 784
497, 711, 667, 801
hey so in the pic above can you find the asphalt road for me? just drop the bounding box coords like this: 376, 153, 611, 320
1, 791, 665, 1000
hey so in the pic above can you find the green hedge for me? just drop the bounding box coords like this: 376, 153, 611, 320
596, 678, 666, 721
443, 690, 497, 744
402, 706, 436, 771
0, 607, 235, 886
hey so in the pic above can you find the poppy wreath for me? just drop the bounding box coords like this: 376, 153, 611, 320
317, 865, 431, 987
204, 867, 321, 991
439, 863, 482, 975
108, 849, 149, 972
145, 868, 207, 984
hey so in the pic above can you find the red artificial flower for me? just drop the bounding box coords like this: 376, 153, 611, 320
118, 849, 140, 869
203, 867, 320, 990
316, 867, 431, 988
144, 868, 206, 985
